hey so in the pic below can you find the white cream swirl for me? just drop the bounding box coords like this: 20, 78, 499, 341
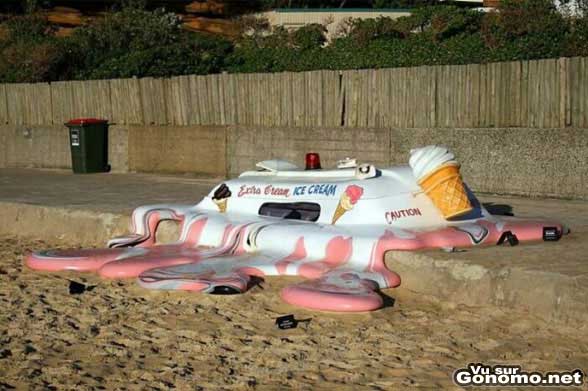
409, 145, 458, 181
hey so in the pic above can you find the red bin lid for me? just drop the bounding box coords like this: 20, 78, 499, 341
66, 118, 108, 125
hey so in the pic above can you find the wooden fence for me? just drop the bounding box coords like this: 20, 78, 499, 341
1, 57, 587, 128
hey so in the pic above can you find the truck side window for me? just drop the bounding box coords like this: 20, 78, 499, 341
258, 202, 320, 222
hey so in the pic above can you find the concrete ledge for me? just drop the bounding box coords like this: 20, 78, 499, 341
0, 202, 129, 247
388, 251, 588, 325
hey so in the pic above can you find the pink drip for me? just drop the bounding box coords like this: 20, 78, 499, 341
275, 237, 307, 275
298, 236, 352, 279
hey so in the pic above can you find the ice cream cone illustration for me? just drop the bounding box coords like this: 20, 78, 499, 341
212, 184, 231, 213
409, 146, 473, 219
332, 185, 364, 224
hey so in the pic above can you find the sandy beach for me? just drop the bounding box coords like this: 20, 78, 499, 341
1, 235, 588, 390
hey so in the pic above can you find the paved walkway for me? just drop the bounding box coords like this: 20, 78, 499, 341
1, 168, 587, 324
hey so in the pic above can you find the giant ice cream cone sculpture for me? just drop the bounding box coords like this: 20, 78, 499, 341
332, 185, 364, 224
409, 146, 473, 219
212, 184, 231, 213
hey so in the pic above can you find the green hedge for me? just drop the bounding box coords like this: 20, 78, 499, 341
0, 0, 586, 82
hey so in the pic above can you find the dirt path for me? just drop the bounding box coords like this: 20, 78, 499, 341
1, 236, 587, 390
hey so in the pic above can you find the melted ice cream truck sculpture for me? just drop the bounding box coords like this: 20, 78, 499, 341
26, 146, 566, 312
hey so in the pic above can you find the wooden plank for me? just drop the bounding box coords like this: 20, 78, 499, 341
5, 84, 26, 125
274, 72, 282, 127
204, 73, 214, 125
252, 73, 260, 126
366, 69, 374, 127
226, 72, 238, 125
491, 62, 499, 127
341, 71, 350, 127
246, 73, 254, 126
496, 62, 505, 127
443, 65, 452, 128
245, 73, 254, 125
376, 69, 385, 128
70, 79, 111, 122
316, 71, 324, 127
235, 73, 245, 125
408, 67, 415, 128
559, 57, 570, 127
429, 66, 437, 127
540, 59, 549, 128
540, 59, 550, 128
414, 66, 428, 128
458, 65, 465, 127
478, 64, 487, 127
374, 69, 383, 127
548, 59, 558, 128
443, 65, 451, 128
261, 73, 269, 126
336, 70, 344, 127
411, 66, 418, 127
391, 68, 401, 128
110, 78, 143, 125
197, 75, 210, 125
140, 77, 167, 125
320, 71, 328, 127
569, 57, 579, 127
510, 61, 521, 127
0, 84, 8, 124
314, 71, 323, 127
527, 60, 537, 128
344, 70, 353, 127
352, 70, 361, 127
292, 72, 303, 127
284, 71, 292, 126
306, 71, 312, 127
520, 60, 529, 127
187, 75, 201, 125
217, 74, 226, 125
574, 57, 584, 128
356, 70, 365, 128
304, 71, 311, 127
49, 81, 75, 125
218, 73, 228, 125
167, 76, 192, 126
583, 57, 588, 128
398, 67, 407, 128
472, 64, 482, 127
435, 66, 445, 127
457, 65, 465, 128
211, 74, 222, 125
278, 72, 288, 126
580, 57, 588, 128
34, 83, 52, 125
262, 72, 269, 126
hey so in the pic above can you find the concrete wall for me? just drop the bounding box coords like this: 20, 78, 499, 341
0, 125, 129, 172
228, 126, 588, 200
1, 124, 586, 199
227, 126, 390, 175
127, 125, 227, 176
388, 129, 588, 200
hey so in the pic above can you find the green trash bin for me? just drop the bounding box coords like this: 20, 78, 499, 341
65, 118, 109, 174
